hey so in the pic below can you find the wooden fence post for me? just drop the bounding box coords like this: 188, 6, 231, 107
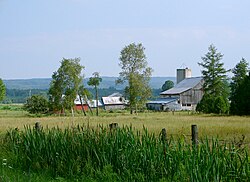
191, 125, 198, 146
35, 122, 41, 131
109, 123, 118, 130
161, 128, 167, 142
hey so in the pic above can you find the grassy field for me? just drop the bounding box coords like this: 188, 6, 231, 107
0, 107, 249, 147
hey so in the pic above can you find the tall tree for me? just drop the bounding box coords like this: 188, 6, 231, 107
48, 58, 84, 116
230, 59, 249, 115
117, 43, 153, 114
235, 74, 250, 115
161, 80, 174, 91
88, 72, 102, 116
0, 78, 6, 102
197, 45, 229, 114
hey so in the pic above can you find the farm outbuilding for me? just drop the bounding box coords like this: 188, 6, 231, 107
101, 92, 127, 110
74, 96, 103, 111
147, 68, 204, 111
146, 98, 181, 111
160, 77, 204, 111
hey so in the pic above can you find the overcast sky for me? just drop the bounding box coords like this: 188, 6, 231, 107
0, 0, 249, 79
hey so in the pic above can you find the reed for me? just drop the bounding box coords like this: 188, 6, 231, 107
3, 124, 249, 181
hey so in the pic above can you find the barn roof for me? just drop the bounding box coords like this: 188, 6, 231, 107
160, 77, 203, 95
102, 96, 125, 105
74, 96, 103, 107
147, 97, 178, 104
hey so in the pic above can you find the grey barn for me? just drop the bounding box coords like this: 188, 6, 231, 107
147, 68, 204, 111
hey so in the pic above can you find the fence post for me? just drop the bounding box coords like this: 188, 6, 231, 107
191, 125, 198, 146
161, 128, 167, 142
109, 123, 118, 130
35, 122, 41, 131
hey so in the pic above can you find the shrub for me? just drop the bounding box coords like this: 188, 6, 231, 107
24, 95, 49, 114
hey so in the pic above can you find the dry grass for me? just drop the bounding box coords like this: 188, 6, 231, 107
0, 111, 249, 147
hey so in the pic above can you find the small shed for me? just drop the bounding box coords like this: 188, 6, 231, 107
102, 96, 126, 110
146, 98, 181, 111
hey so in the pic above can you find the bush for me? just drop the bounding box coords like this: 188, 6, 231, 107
196, 94, 229, 114
24, 95, 49, 114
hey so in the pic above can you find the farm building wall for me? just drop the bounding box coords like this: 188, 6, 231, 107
74, 105, 88, 111
104, 104, 125, 110
179, 81, 204, 110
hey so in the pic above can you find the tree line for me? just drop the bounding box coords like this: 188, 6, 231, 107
0, 43, 249, 115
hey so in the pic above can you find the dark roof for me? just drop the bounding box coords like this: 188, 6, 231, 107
160, 77, 203, 95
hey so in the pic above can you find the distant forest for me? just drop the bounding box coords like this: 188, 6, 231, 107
3, 77, 172, 103
3, 88, 162, 103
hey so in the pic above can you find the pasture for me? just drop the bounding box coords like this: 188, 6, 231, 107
0, 108, 249, 146
0, 106, 249, 181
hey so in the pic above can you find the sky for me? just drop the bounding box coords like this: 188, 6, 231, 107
0, 0, 250, 79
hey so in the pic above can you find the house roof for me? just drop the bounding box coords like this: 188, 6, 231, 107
102, 96, 124, 105
74, 96, 103, 107
160, 77, 203, 95
147, 97, 178, 104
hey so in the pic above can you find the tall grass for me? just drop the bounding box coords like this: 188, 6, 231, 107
4, 124, 249, 181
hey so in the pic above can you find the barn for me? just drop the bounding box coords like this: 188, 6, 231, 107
74, 96, 89, 111
147, 68, 204, 111
160, 77, 204, 110
74, 96, 103, 111
102, 93, 127, 110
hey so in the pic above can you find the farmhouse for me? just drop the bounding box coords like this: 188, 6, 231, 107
147, 68, 204, 111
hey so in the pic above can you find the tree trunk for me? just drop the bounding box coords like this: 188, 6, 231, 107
79, 95, 87, 116
71, 107, 74, 117
95, 86, 99, 116
84, 95, 93, 115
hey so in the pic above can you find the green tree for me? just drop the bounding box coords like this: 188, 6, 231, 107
0, 78, 6, 102
24, 95, 49, 114
230, 58, 249, 115
49, 58, 84, 116
235, 74, 250, 115
197, 45, 229, 114
117, 43, 153, 114
161, 80, 174, 91
88, 72, 102, 116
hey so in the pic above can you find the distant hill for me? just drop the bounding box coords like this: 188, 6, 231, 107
3, 77, 176, 90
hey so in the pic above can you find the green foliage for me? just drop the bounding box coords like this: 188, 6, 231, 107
0, 78, 6, 102
24, 95, 49, 114
49, 58, 84, 112
5, 89, 48, 103
214, 96, 229, 114
196, 93, 214, 113
88, 72, 102, 116
198, 45, 230, 114
230, 59, 250, 115
117, 43, 153, 113
161, 80, 174, 91
4, 125, 249, 181
230, 74, 250, 115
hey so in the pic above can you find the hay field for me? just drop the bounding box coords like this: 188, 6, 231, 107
0, 110, 249, 146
